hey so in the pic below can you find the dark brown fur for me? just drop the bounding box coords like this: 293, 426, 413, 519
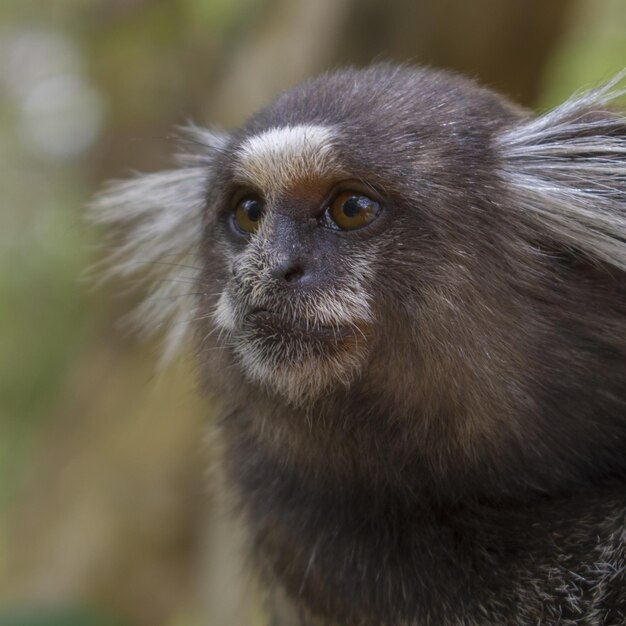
96, 65, 626, 625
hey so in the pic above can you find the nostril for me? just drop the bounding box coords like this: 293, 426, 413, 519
284, 266, 304, 283
232, 259, 243, 278
271, 258, 306, 284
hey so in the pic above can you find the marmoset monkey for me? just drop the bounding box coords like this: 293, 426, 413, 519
92, 65, 626, 625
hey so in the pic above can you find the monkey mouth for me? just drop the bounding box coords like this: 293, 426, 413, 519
244, 308, 361, 343
234, 307, 372, 402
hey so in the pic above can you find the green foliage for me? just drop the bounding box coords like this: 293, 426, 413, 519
540, 0, 626, 107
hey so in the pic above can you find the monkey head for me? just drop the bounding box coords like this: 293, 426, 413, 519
91, 65, 626, 496
201, 67, 535, 409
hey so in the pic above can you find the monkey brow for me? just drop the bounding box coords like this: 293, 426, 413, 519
233, 124, 342, 198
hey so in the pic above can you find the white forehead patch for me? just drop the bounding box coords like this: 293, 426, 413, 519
235, 125, 339, 197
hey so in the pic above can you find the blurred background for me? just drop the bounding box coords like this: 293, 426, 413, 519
0, 1, 624, 625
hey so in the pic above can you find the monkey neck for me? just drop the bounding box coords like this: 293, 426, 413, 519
218, 374, 623, 508
220, 405, 625, 625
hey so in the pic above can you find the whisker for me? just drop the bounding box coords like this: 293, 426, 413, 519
114, 259, 206, 272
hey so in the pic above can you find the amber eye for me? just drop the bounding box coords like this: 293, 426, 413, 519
326, 192, 381, 231
234, 196, 264, 234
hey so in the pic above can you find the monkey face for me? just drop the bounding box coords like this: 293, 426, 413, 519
207, 128, 387, 404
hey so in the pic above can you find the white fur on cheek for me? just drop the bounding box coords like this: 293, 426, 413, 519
227, 245, 378, 406
214, 291, 236, 332
235, 125, 340, 199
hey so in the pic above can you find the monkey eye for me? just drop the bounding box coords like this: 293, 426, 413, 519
233, 196, 265, 234
325, 192, 381, 231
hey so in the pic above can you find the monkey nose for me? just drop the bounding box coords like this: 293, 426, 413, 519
271, 258, 307, 285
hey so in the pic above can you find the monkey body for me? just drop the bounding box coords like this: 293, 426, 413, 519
93, 66, 626, 625
226, 429, 625, 625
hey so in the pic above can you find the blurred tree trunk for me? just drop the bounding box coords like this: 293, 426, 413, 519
210, 0, 576, 127
337, 0, 577, 106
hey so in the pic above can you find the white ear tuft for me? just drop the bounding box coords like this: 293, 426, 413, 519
87, 128, 229, 365
497, 72, 626, 270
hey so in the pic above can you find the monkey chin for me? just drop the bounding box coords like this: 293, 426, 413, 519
233, 312, 369, 405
